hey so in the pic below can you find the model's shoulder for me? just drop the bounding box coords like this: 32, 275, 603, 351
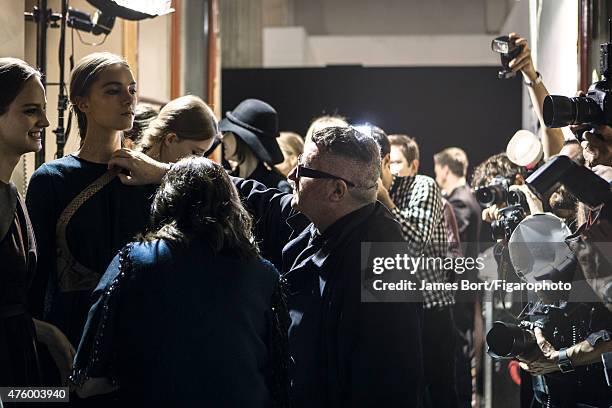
30, 155, 81, 178
127, 240, 171, 266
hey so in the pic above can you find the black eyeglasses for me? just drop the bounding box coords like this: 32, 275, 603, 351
295, 155, 356, 187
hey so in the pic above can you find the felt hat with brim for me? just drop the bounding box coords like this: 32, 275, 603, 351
219, 98, 284, 165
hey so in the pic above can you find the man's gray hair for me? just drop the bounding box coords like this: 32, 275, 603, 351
311, 126, 380, 203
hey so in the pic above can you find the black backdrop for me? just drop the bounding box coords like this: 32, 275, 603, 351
222, 66, 522, 179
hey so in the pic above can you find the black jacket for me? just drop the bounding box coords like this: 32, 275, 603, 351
234, 178, 424, 407
446, 184, 481, 259
73, 239, 287, 407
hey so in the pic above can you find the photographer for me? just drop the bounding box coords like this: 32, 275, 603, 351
507, 33, 565, 159
494, 70, 612, 404
570, 218, 612, 313
471, 153, 541, 228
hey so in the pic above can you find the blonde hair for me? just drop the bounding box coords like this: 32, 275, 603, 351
69, 52, 130, 140
275, 132, 304, 176
138, 95, 218, 158
278, 132, 304, 156
305, 115, 349, 142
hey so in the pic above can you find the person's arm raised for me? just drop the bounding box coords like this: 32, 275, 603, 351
508, 33, 564, 158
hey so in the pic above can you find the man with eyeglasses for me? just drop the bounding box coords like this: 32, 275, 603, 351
108, 125, 424, 407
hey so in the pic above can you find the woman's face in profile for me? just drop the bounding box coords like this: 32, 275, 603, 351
0, 77, 49, 156
162, 134, 214, 163
276, 145, 298, 177
222, 132, 238, 161
76, 63, 137, 132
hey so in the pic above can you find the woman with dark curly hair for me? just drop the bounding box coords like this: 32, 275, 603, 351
71, 156, 291, 407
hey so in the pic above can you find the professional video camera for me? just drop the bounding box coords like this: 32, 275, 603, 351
543, 21, 612, 132
487, 302, 591, 360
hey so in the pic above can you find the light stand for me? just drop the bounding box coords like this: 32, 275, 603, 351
25, 0, 61, 168
25, 0, 174, 168
54, 0, 69, 159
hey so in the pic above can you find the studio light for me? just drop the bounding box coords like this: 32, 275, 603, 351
87, 0, 174, 20
25, 0, 174, 166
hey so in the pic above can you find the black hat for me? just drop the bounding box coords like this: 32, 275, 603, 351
219, 99, 284, 165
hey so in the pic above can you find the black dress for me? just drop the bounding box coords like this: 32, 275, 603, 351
0, 182, 40, 386
25, 155, 154, 348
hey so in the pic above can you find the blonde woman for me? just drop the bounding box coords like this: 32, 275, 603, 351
137, 95, 218, 163
275, 131, 304, 177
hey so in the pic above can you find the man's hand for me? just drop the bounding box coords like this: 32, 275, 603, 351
482, 205, 500, 224
108, 149, 170, 185
377, 179, 396, 210
518, 328, 560, 375
509, 184, 542, 215
581, 125, 612, 167
508, 33, 537, 81
592, 165, 612, 183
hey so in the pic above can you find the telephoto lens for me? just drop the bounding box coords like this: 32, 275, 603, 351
486, 321, 537, 359
543, 95, 603, 128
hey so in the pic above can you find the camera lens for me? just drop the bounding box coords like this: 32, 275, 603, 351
475, 187, 493, 207
486, 321, 537, 359
543, 95, 603, 127
476, 185, 507, 207
507, 190, 526, 207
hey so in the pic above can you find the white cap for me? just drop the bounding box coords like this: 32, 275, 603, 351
506, 129, 543, 167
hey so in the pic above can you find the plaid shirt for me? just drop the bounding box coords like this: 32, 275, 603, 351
389, 175, 454, 308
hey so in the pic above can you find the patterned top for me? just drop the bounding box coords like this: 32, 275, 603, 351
389, 175, 454, 308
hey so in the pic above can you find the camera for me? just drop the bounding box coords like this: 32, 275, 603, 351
475, 177, 527, 209
476, 177, 510, 207
491, 35, 524, 79
490, 205, 526, 241
476, 177, 514, 207
543, 22, 612, 130
487, 302, 591, 359
526, 155, 611, 218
